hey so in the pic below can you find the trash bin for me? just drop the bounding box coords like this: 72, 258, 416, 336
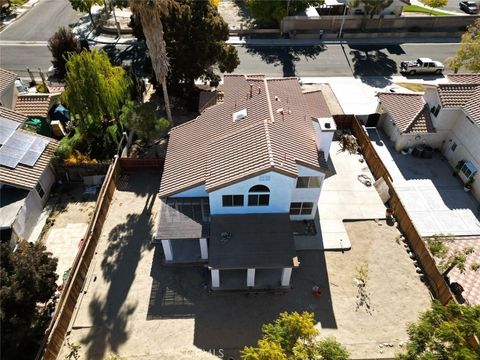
422, 145, 434, 159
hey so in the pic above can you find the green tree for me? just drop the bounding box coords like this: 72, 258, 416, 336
119, 100, 170, 141
242, 312, 350, 360
245, 0, 324, 25
449, 19, 480, 72
421, 0, 447, 15
0, 241, 58, 360
69, 0, 103, 23
62, 49, 130, 131
426, 235, 479, 277
162, 0, 239, 89
47, 27, 82, 78
396, 301, 480, 360
349, 0, 394, 18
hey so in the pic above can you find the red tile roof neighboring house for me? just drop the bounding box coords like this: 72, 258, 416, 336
378, 92, 435, 134
159, 75, 327, 197
436, 83, 480, 125
303, 90, 331, 118
447, 73, 480, 85
0, 106, 27, 124
0, 68, 17, 95
14, 94, 54, 118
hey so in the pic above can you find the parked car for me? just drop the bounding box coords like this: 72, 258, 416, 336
400, 58, 444, 75
459, 1, 478, 14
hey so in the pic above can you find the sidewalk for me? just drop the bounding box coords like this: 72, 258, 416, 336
0, 0, 41, 30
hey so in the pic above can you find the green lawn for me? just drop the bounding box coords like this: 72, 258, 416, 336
10, 0, 28, 6
403, 4, 452, 16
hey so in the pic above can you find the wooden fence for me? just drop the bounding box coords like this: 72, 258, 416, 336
37, 156, 121, 360
119, 157, 165, 172
333, 115, 453, 305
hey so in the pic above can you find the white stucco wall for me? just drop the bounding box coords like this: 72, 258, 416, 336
290, 164, 324, 220
170, 184, 208, 198
0, 83, 17, 110
209, 171, 295, 215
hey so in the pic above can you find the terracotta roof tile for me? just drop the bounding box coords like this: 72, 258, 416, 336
0, 68, 17, 95
15, 94, 53, 118
463, 86, 480, 125
437, 84, 479, 107
378, 93, 435, 134
159, 75, 325, 197
447, 73, 480, 85
0, 106, 27, 124
303, 90, 331, 118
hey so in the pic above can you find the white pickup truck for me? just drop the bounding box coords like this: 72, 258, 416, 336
400, 58, 444, 75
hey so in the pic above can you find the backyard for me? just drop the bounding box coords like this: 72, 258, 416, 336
60, 173, 432, 360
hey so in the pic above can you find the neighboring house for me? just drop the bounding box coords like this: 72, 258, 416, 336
377, 74, 480, 201
0, 107, 59, 246
316, 0, 410, 16
15, 93, 58, 121
154, 75, 335, 291
0, 68, 19, 110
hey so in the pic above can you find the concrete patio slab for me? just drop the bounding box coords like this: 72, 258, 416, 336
315, 141, 387, 250
370, 129, 480, 237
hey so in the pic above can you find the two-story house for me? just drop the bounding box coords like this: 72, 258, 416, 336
377, 74, 480, 201
154, 75, 335, 291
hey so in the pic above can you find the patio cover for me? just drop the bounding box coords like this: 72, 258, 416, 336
209, 214, 297, 269
155, 198, 210, 241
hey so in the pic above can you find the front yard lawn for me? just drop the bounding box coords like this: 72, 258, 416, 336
403, 5, 452, 16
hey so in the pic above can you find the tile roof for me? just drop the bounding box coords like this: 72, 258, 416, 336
0, 106, 27, 124
303, 90, 332, 118
15, 94, 53, 118
378, 93, 435, 134
436, 83, 480, 125
0, 68, 17, 95
0, 125, 58, 190
437, 84, 479, 108
159, 75, 325, 197
447, 73, 480, 85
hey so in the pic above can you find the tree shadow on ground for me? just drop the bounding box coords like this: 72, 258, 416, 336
245, 45, 326, 77
347, 44, 399, 88
147, 249, 337, 360
80, 172, 160, 359
102, 43, 146, 74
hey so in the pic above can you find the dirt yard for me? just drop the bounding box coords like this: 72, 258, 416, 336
61, 170, 432, 360
321, 221, 432, 358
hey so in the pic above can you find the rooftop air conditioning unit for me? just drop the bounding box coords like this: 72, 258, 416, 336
233, 108, 247, 122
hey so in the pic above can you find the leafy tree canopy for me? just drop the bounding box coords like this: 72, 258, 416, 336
449, 19, 480, 72
62, 49, 131, 132
245, 0, 324, 25
47, 27, 82, 78
0, 242, 58, 360
69, 0, 102, 22
242, 312, 350, 360
119, 100, 170, 141
396, 301, 480, 360
131, 0, 239, 89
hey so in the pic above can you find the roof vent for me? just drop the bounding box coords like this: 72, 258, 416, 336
324, 122, 331, 129
276, 108, 284, 114
233, 108, 247, 122
275, 96, 280, 101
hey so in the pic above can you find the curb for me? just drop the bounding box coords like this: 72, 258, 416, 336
0, 0, 40, 33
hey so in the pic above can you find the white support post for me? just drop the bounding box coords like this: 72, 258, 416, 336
161, 239, 173, 261
211, 269, 220, 288
281, 268, 292, 287
247, 268, 255, 287
199, 238, 208, 260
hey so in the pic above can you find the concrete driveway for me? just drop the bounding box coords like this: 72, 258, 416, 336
370, 129, 480, 237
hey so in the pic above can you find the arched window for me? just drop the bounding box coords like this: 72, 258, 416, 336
249, 185, 270, 193
248, 185, 269, 206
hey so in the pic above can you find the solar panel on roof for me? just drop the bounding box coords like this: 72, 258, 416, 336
0, 131, 35, 169
20, 138, 49, 166
0, 117, 20, 145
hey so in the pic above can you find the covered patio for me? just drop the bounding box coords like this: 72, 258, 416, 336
154, 198, 210, 264
209, 214, 299, 290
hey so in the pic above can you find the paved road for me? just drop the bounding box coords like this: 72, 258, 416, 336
1, 0, 82, 41
232, 43, 460, 77
0, 41, 461, 79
